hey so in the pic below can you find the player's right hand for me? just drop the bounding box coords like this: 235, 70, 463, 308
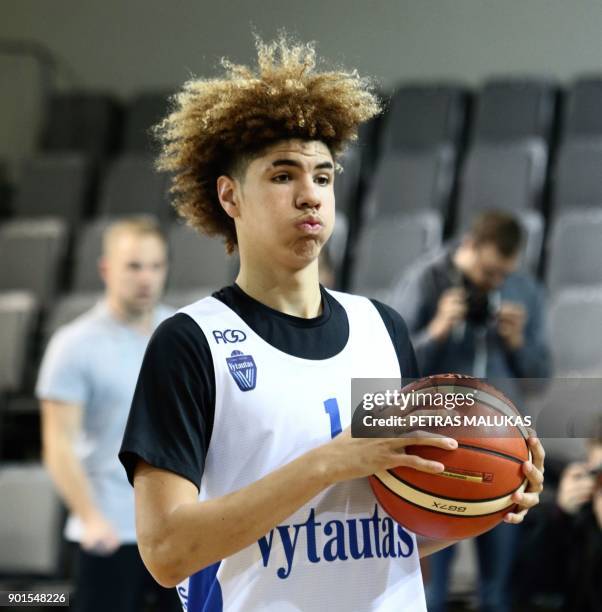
313, 425, 458, 485
556, 462, 595, 515
428, 288, 467, 341
81, 513, 121, 555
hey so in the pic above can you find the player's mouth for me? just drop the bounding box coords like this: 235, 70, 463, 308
295, 217, 323, 234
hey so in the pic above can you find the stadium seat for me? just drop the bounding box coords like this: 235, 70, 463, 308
0, 464, 62, 575
547, 209, 602, 293
472, 78, 557, 143
548, 287, 602, 373
98, 155, 172, 221
364, 147, 456, 220
553, 140, 602, 212
350, 211, 442, 296
40, 92, 121, 159
167, 223, 237, 291
0, 291, 37, 394
454, 140, 547, 230
334, 146, 362, 216
515, 209, 544, 275
123, 90, 172, 153
163, 288, 214, 309
563, 75, 602, 141
379, 83, 468, 152
0, 219, 67, 305
12, 154, 91, 222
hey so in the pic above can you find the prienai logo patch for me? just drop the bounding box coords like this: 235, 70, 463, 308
226, 350, 257, 391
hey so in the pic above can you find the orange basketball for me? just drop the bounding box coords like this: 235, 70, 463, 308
368, 374, 531, 540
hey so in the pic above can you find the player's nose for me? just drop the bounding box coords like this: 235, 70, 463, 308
295, 176, 321, 210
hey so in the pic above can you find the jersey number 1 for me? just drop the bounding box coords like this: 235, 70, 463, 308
323, 398, 342, 438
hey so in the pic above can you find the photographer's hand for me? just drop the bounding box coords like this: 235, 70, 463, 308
428, 288, 467, 342
557, 462, 595, 515
497, 301, 526, 350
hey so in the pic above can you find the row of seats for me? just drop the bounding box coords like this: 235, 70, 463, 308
0, 204, 598, 314
0, 219, 236, 306
31, 77, 602, 161
40, 91, 170, 159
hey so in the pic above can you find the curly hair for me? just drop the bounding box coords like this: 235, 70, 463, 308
153, 35, 381, 253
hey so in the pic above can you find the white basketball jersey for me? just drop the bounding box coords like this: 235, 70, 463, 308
176, 290, 427, 612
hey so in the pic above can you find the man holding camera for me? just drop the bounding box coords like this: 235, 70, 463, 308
389, 210, 551, 612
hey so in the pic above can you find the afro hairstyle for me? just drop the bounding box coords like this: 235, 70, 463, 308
154, 35, 381, 253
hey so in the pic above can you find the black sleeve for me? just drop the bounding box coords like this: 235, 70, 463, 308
119, 313, 215, 491
370, 299, 421, 379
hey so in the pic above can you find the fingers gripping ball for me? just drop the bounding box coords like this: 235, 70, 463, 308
368, 374, 531, 539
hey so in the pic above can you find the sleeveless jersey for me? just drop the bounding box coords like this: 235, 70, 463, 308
175, 290, 427, 612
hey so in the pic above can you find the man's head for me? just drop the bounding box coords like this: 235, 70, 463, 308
456, 211, 523, 292
153, 35, 380, 262
99, 217, 168, 316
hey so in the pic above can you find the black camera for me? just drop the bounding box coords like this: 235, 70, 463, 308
462, 277, 500, 326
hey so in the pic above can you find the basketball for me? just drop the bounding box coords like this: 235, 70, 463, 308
368, 374, 531, 540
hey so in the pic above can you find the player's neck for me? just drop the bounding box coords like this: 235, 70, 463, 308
235, 261, 322, 318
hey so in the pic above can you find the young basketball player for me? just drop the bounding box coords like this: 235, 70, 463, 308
119, 36, 544, 611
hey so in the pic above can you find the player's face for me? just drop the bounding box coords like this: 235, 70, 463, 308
234, 139, 335, 270
101, 233, 168, 315
466, 243, 519, 292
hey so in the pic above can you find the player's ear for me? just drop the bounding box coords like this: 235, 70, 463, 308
217, 175, 241, 219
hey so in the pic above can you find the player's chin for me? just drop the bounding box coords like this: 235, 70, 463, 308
290, 235, 324, 261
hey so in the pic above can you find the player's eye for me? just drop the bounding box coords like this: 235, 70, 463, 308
315, 174, 332, 186
272, 173, 290, 183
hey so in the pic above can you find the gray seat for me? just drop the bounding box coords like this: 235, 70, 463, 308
549, 288, 602, 373
547, 210, 602, 293
98, 155, 172, 221
564, 76, 602, 140
0, 219, 67, 305
455, 140, 547, 230
0, 291, 37, 393
473, 78, 557, 143
167, 223, 237, 291
379, 83, 467, 151
366, 147, 455, 220
163, 288, 214, 309
0, 464, 62, 575
334, 146, 361, 216
515, 209, 544, 275
123, 91, 172, 153
553, 141, 602, 212
41, 92, 121, 159
350, 211, 442, 295
12, 154, 90, 222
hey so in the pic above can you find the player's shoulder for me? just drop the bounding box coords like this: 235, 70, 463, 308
327, 289, 405, 322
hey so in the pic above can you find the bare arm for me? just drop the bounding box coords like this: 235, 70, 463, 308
41, 399, 120, 553
417, 536, 457, 558
135, 428, 459, 587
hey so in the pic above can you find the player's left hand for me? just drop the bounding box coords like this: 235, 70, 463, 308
503, 435, 545, 524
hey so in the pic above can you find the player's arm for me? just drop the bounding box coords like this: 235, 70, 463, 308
416, 536, 458, 558
41, 400, 120, 552
133, 428, 458, 588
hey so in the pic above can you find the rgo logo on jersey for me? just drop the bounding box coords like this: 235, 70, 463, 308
213, 329, 247, 344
